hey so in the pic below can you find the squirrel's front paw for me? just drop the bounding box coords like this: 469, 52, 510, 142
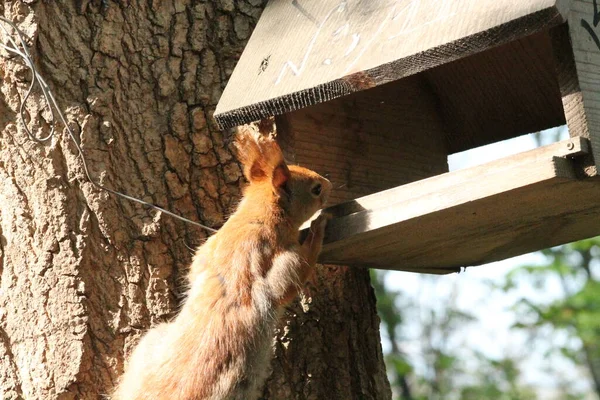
310, 213, 331, 238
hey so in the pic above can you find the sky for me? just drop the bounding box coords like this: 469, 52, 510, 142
382, 126, 595, 397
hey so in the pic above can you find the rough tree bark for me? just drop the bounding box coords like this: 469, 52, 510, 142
0, 1, 391, 399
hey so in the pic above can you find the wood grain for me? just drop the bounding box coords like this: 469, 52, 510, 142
425, 30, 565, 153
301, 138, 600, 274
314, 137, 589, 218
276, 74, 449, 206
215, 0, 567, 129
562, 0, 600, 173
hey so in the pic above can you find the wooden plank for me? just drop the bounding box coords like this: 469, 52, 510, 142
300, 138, 600, 274
325, 175, 600, 273
215, 0, 567, 129
551, 23, 591, 155
315, 137, 589, 217
559, 0, 600, 173
323, 156, 575, 248
276, 74, 449, 206
425, 30, 566, 153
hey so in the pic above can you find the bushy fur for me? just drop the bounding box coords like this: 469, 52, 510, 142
112, 124, 332, 400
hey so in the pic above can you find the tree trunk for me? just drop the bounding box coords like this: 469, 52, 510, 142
0, 1, 391, 399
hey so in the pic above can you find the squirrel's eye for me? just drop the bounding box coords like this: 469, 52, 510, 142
311, 183, 322, 197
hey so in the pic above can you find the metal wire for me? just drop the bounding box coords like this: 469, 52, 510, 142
0, 16, 217, 233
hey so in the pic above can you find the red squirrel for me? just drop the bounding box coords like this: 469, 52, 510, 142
112, 123, 332, 400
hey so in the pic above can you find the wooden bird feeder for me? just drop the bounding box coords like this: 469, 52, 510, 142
214, 0, 600, 274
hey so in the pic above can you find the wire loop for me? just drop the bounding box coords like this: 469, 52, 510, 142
0, 16, 217, 233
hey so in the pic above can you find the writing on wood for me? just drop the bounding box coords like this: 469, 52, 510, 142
215, 0, 567, 129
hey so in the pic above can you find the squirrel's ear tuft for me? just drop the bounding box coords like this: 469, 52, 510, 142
235, 122, 287, 184
272, 162, 290, 189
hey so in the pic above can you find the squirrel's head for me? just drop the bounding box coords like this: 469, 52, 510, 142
235, 124, 331, 228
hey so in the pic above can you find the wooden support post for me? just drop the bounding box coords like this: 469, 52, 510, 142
552, 0, 600, 174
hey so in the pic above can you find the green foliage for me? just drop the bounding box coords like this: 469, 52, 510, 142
370, 270, 414, 399
502, 236, 600, 398
459, 354, 537, 400
371, 271, 536, 400
372, 235, 600, 399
